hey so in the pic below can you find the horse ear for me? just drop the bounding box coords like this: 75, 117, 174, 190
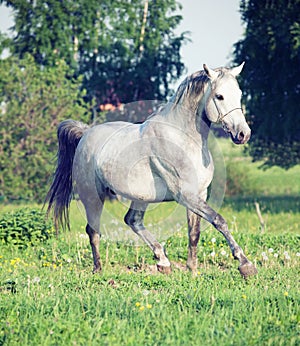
230, 62, 245, 77
203, 64, 218, 80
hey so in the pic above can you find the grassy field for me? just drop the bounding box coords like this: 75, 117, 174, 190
1, 139, 300, 345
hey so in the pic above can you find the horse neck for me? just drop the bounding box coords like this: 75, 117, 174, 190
161, 91, 212, 146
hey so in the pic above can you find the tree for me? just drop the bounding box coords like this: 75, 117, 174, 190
233, 0, 300, 168
0, 31, 10, 57
1, 0, 187, 115
0, 55, 88, 202
1, 0, 98, 69
79, 0, 187, 107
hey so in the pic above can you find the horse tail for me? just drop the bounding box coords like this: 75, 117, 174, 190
45, 119, 89, 230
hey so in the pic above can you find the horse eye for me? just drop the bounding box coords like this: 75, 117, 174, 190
215, 94, 224, 101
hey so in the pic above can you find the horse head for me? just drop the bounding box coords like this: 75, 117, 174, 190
203, 62, 251, 145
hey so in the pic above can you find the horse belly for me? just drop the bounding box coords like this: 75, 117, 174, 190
98, 154, 171, 202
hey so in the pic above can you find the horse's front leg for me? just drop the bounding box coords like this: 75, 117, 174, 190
182, 196, 257, 278
186, 209, 201, 275
212, 214, 257, 278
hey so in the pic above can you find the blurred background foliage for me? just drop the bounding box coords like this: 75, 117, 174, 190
0, 55, 88, 202
233, 0, 300, 168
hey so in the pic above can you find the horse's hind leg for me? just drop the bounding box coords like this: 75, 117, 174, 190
124, 201, 171, 274
83, 197, 105, 273
86, 223, 102, 273
186, 209, 201, 275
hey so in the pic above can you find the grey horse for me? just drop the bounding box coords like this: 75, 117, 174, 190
46, 63, 258, 278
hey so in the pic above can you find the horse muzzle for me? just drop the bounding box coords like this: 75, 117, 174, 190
230, 128, 251, 145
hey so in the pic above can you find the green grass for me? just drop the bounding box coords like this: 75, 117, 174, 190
219, 138, 300, 196
1, 199, 300, 346
0, 265, 299, 345
1, 139, 300, 345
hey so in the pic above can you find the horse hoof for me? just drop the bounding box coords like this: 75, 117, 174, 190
186, 265, 197, 276
157, 264, 172, 275
92, 266, 102, 274
239, 262, 258, 279
186, 260, 198, 274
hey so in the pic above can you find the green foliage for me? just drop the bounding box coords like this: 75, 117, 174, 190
0, 55, 88, 202
225, 161, 260, 196
0, 31, 10, 56
0, 208, 54, 247
78, 0, 188, 106
1, 0, 188, 112
2, 0, 88, 69
233, 0, 300, 168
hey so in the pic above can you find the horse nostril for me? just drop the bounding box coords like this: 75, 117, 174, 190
238, 131, 245, 142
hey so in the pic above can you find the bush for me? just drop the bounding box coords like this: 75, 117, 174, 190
0, 55, 88, 203
0, 208, 54, 247
225, 162, 261, 196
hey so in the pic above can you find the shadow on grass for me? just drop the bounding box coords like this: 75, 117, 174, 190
224, 195, 300, 214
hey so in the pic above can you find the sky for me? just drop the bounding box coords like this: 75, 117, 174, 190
177, 0, 244, 74
0, 0, 244, 82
